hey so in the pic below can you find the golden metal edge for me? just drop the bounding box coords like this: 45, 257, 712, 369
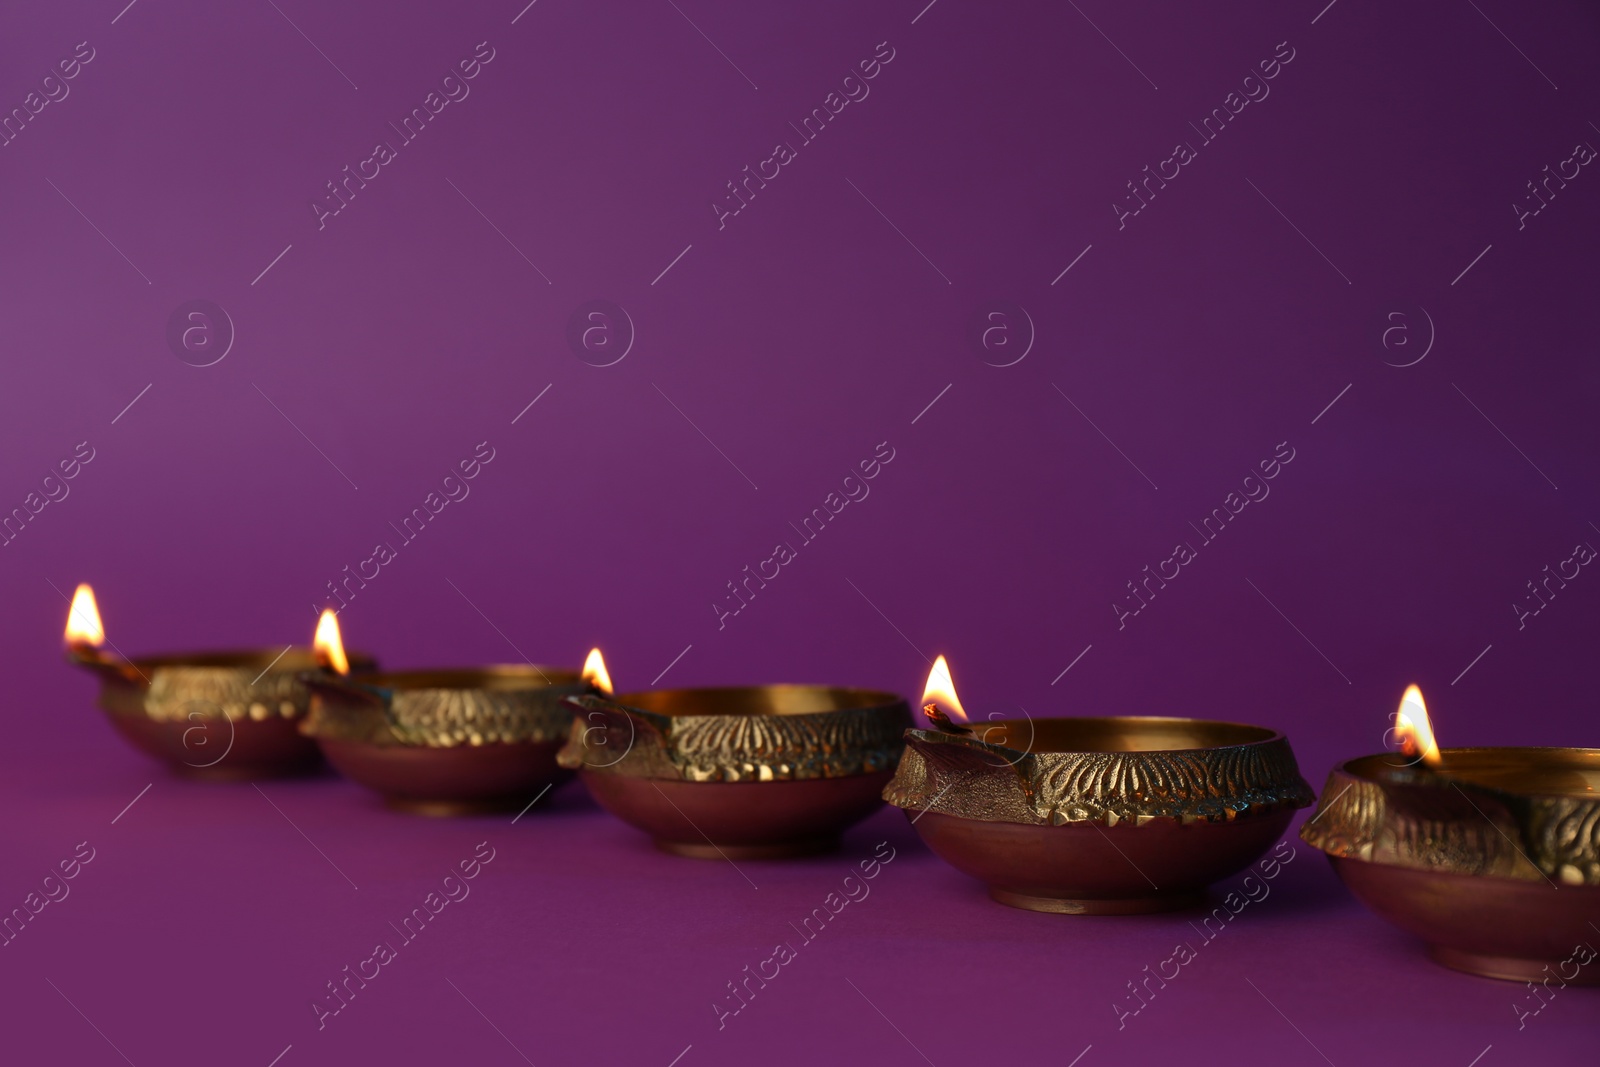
557, 689, 913, 782
300, 666, 585, 748
73, 648, 376, 725
882, 722, 1314, 827
1299, 750, 1600, 886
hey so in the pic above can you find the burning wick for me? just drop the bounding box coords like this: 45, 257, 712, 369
921, 655, 972, 735
63, 582, 107, 654
313, 609, 350, 676
582, 647, 613, 695
1393, 684, 1442, 768
923, 705, 970, 734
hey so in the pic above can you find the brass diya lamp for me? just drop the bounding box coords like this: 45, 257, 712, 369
65, 586, 376, 779
559, 661, 912, 858
1301, 685, 1600, 984
885, 657, 1314, 914
299, 616, 592, 815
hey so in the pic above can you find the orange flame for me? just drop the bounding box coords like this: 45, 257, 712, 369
582, 647, 613, 694
64, 583, 105, 648
1394, 684, 1441, 766
921, 655, 967, 722
313, 609, 350, 675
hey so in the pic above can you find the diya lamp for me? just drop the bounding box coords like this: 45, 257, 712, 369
64, 586, 376, 779
885, 656, 1314, 914
559, 662, 912, 859
1300, 685, 1600, 984
299, 618, 591, 815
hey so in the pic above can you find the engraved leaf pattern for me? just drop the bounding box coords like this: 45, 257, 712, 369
559, 694, 911, 782
667, 709, 908, 781
307, 683, 581, 748
886, 730, 1313, 827
386, 686, 576, 746
1300, 773, 1600, 885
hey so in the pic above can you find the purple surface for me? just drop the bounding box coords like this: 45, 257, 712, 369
2, 0, 1597, 1063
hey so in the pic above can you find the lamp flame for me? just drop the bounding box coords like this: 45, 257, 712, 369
1394, 684, 1441, 767
64, 583, 105, 648
921, 655, 967, 723
313, 609, 350, 676
582, 648, 613, 695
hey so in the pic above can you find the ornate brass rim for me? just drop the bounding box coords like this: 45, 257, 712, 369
73, 647, 376, 724
301, 666, 586, 748
884, 717, 1313, 827
558, 686, 912, 782
1299, 750, 1600, 886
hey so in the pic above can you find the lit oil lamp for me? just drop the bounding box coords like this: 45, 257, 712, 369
885, 655, 1314, 913
298, 621, 590, 816
919, 655, 970, 734
1301, 685, 1600, 983
581, 646, 613, 696
64, 586, 375, 779
559, 660, 912, 859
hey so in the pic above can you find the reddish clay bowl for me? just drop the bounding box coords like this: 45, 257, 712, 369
580, 771, 896, 859
316, 737, 570, 817
560, 686, 911, 858
1331, 860, 1600, 983
886, 717, 1313, 914
1302, 750, 1600, 983
71, 647, 376, 780
302, 666, 586, 815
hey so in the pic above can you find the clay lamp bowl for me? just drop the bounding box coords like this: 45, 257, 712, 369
76, 647, 378, 779
886, 716, 1314, 914
301, 665, 588, 815
64, 587, 375, 779
1300, 748, 1600, 984
558, 686, 913, 859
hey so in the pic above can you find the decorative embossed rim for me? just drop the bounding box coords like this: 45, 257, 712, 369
558, 686, 913, 783
74, 646, 376, 723
301, 665, 586, 748
884, 716, 1313, 828
1300, 749, 1600, 886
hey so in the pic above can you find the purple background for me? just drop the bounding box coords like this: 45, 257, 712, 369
3, 0, 1597, 1063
